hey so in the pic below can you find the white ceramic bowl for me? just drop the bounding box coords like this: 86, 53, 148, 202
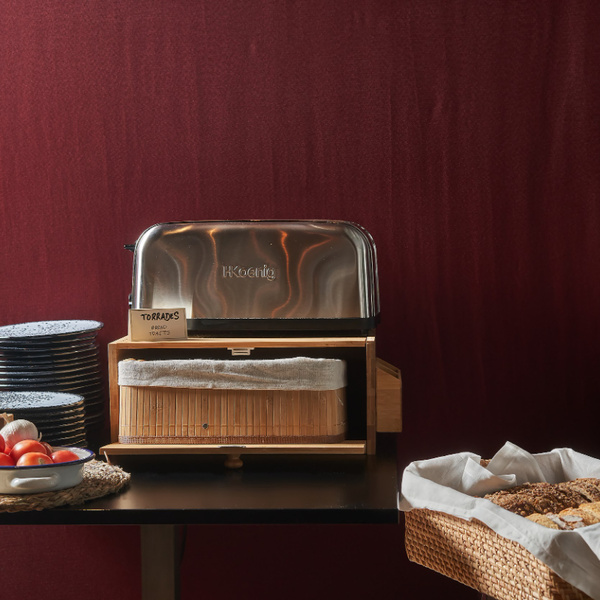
0, 446, 94, 494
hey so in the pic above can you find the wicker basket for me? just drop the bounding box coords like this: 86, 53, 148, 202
404, 508, 593, 600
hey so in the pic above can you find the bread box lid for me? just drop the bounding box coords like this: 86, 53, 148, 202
129, 220, 379, 333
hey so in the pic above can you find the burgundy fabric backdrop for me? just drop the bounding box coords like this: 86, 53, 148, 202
1, 1, 599, 598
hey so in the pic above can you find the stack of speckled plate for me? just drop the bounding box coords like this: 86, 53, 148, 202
0, 320, 104, 446
0, 391, 87, 447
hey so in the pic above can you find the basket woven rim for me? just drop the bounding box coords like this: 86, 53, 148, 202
404, 508, 593, 600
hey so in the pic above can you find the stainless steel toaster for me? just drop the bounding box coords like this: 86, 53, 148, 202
128, 220, 380, 334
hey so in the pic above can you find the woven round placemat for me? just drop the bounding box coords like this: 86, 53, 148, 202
0, 460, 131, 513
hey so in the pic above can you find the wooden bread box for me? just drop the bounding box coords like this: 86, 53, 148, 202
100, 334, 401, 466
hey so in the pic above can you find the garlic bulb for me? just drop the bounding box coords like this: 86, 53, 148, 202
0, 419, 40, 448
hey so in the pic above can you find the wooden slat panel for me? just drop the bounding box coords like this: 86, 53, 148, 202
375, 358, 402, 432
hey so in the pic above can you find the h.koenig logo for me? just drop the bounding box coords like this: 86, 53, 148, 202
222, 264, 276, 281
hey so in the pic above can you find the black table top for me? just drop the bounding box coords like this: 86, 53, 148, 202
0, 443, 400, 526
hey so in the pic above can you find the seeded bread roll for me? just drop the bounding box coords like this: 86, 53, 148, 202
568, 479, 600, 503
483, 485, 537, 516
484, 478, 600, 518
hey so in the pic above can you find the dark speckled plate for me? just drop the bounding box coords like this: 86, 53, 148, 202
17, 411, 87, 427
0, 343, 99, 357
0, 361, 100, 376
0, 367, 100, 384
0, 391, 85, 412
0, 374, 102, 390
0, 320, 103, 342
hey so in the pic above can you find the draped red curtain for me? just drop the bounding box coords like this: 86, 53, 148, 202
1, 1, 599, 597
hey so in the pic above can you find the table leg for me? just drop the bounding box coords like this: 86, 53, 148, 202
140, 524, 182, 600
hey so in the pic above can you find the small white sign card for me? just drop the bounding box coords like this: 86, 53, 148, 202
129, 308, 188, 341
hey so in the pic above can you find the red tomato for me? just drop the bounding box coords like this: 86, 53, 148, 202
0, 434, 5, 454
51, 449, 80, 464
10, 439, 48, 463
41, 441, 54, 456
16, 452, 53, 467
0, 452, 15, 466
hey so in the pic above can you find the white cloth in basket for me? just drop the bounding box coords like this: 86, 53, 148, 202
118, 357, 346, 391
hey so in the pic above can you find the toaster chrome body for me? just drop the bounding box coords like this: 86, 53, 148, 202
129, 220, 380, 333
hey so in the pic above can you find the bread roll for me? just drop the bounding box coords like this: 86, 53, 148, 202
526, 513, 561, 529
484, 479, 596, 516
578, 501, 600, 523
560, 507, 599, 527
